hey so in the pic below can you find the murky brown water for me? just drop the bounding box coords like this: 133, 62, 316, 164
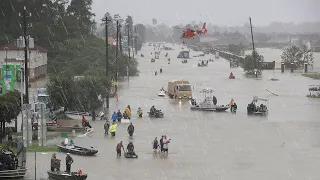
24, 43, 320, 180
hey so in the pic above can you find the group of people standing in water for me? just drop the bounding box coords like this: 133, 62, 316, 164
152, 135, 171, 153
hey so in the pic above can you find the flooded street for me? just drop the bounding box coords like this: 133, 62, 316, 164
25, 43, 320, 180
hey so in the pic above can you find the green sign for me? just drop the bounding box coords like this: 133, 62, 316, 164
0, 63, 20, 94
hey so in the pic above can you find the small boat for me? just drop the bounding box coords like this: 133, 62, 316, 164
190, 89, 230, 112
208, 58, 214, 62
247, 96, 268, 116
47, 171, 88, 180
0, 168, 27, 179
57, 145, 98, 156
213, 105, 230, 112
158, 90, 166, 97
124, 153, 138, 158
182, 59, 188, 63
148, 110, 164, 118
47, 125, 85, 132
229, 75, 235, 79
150, 58, 155, 62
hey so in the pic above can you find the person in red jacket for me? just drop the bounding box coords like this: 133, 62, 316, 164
81, 116, 86, 127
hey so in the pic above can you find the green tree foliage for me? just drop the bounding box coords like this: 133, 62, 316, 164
0, 91, 22, 138
281, 45, 314, 69
134, 24, 146, 43
48, 36, 139, 76
227, 44, 245, 56
46, 72, 108, 114
243, 50, 264, 74
125, 16, 133, 31
101, 12, 116, 38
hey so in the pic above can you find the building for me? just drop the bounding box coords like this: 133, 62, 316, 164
0, 37, 48, 82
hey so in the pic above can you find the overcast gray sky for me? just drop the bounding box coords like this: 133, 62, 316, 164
92, 0, 320, 26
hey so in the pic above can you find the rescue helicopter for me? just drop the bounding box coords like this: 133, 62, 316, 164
173, 23, 208, 43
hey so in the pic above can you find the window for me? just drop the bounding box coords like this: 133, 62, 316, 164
178, 85, 192, 91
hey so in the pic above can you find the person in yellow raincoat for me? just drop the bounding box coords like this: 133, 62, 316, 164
229, 98, 236, 112
229, 98, 234, 105
109, 122, 117, 136
124, 106, 131, 120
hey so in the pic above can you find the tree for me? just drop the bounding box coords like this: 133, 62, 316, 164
0, 91, 22, 139
281, 45, 314, 69
227, 44, 245, 56
47, 71, 108, 119
46, 70, 77, 111
66, 0, 96, 36
125, 16, 133, 31
243, 50, 264, 74
134, 24, 146, 43
152, 18, 157, 26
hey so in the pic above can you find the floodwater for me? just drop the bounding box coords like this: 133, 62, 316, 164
25, 43, 320, 180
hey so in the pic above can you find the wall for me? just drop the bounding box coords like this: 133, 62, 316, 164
0, 50, 47, 81
0, 50, 47, 68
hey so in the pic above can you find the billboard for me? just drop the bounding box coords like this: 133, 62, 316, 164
0, 63, 20, 94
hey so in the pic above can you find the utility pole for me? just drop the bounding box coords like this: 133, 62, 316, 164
135, 27, 138, 55
23, 6, 30, 103
102, 17, 111, 108
115, 20, 119, 94
119, 23, 123, 53
19, 6, 32, 148
127, 25, 130, 82
249, 17, 257, 77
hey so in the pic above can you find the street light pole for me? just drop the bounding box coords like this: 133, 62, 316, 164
102, 17, 111, 108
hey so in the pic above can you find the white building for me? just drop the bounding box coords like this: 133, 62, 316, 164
0, 37, 48, 82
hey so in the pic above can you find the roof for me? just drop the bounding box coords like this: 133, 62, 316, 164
0, 41, 48, 53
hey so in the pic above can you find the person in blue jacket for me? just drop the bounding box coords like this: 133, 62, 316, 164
111, 111, 118, 122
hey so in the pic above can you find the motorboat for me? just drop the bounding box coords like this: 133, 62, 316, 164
0, 146, 28, 179
158, 90, 166, 97
47, 125, 85, 132
0, 169, 28, 179
247, 96, 268, 115
151, 58, 155, 62
57, 139, 98, 156
148, 110, 164, 118
47, 171, 88, 180
124, 153, 138, 158
140, 54, 144, 57
190, 89, 230, 112
182, 59, 188, 63
307, 85, 320, 98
